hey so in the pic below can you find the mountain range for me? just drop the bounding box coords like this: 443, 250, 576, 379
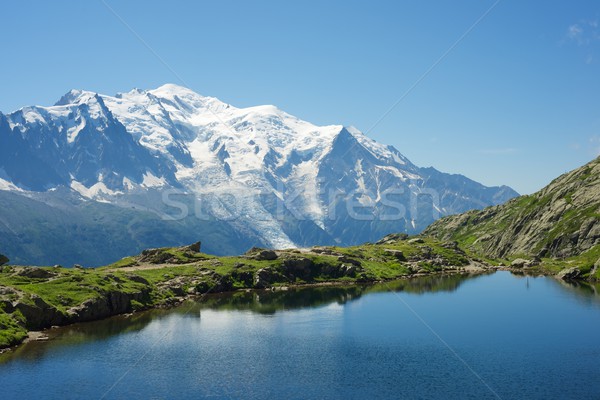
0, 84, 518, 265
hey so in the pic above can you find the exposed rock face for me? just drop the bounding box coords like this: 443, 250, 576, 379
67, 290, 149, 323
139, 248, 174, 264
187, 242, 201, 253
557, 267, 582, 281
0, 254, 8, 266
383, 249, 406, 261
14, 295, 66, 329
282, 257, 314, 280
254, 267, 285, 289
15, 267, 57, 279
425, 157, 600, 259
511, 259, 531, 268
376, 233, 409, 245
321, 263, 363, 279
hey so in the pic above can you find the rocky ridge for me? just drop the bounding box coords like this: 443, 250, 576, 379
425, 156, 600, 279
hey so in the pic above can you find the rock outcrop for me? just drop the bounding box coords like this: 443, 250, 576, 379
425, 157, 600, 259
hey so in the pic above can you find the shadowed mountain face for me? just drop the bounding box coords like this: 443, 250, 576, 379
425, 156, 600, 259
0, 85, 517, 265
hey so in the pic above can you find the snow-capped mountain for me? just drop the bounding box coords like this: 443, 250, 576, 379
0, 84, 518, 263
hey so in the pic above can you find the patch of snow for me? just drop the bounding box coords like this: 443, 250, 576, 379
67, 118, 86, 143
123, 177, 136, 190
70, 181, 121, 199
142, 172, 167, 188
0, 178, 22, 192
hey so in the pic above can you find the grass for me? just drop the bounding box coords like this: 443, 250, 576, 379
0, 313, 27, 348
539, 245, 600, 278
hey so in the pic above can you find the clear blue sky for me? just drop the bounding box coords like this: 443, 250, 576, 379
1, 0, 599, 194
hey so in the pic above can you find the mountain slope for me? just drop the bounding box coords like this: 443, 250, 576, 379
424, 156, 600, 260
0, 84, 518, 263
0, 190, 259, 267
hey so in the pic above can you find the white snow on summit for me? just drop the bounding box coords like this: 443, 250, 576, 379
0, 83, 519, 249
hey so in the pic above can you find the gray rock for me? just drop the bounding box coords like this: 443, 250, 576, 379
375, 233, 408, 245
337, 256, 362, 266
68, 290, 147, 322
282, 257, 314, 274
15, 295, 66, 329
254, 267, 283, 289
16, 267, 57, 279
246, 247, 278, 261
557, 267, 581, 280
408, 238, 425, 244
255, 250, 278, 261
139, 249, 172, 264
424, 158, 600, 260
311, 247, 344, 256
383, 249, 406, 261
187, 241, 201, 253
511, 258, 531, 268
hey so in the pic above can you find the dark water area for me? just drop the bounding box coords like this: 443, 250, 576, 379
1, 272, 599, 399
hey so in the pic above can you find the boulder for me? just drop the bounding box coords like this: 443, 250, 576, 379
186, 241, 201, 253
16, 267, 57, 279
511, 258, 531, 268
383, 249, 406, 261
0, 254, 8, 266
408, 238, 425, 244
375, 233, 409, 245
245, 247, 278, 261
557, 267, 581, 280
254, 250, 278, 261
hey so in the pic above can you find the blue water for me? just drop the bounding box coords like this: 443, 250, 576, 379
1, 272, 599, 399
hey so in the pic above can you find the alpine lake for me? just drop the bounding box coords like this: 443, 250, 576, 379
1, 271, 599, 399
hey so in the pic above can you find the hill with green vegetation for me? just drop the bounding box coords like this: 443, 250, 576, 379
425, 156, 600, 279
0, 236, 485, 350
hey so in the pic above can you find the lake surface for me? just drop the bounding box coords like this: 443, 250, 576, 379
1, 271, 600, 399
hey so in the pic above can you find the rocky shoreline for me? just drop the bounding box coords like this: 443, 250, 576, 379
0, 236, 593, 352
2, 266, 495, 354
